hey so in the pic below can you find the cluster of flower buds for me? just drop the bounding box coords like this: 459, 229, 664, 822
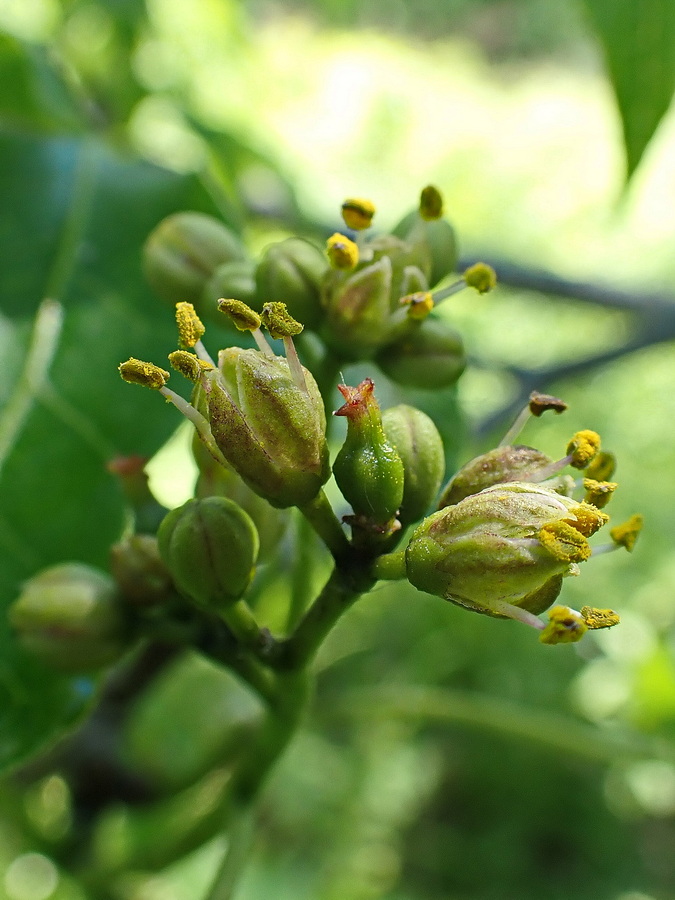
142, 187, 496, 390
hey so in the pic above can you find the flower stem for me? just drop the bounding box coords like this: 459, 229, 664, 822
370, 549, 407, 581
298, 490, 350, 561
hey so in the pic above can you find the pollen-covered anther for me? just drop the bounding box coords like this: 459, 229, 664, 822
463, 262, 497, 294
538, 521, 591, 563
581, 606, 620, 629
528, 392, 568, 417
419, 185, 444, 221
326, 233, 359, 270
586, 451, 616, 482
119, 358, 170, 390
168, 350, 213, 383
539, 605, 588, 645
402, 291, 434, 320
610, 514, 644, 552
566, 430, 601, 469
583, 478, 618, 509
565, 502, 609, 537
218, 298, 262, 332
341, 198, 375, 231
175, 301, 205, 349
261, 302, 304, 339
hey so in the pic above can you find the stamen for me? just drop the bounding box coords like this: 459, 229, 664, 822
168, 350, 214, 383
581, 606, 620, 629
567, 430, 601, 469
326, 233, 359, 270
529, 392, 568, 417
583, 478, 618, 509
538, 521, 591, 563
260, 302, 308, 392
175, 302, 205, 350
119, 358, 170, 390
463, 262, 497, 294
564, 502, 609, 537
586, 451, 616, 482
341, 198, 375, 231
491, 599, 545, 630
158, 385, 227, 469
400, 291, 434, 320
419, 185, 444, 221
540, 606, 588, 644
218, 298, 274, 357
609, 514, 644, 552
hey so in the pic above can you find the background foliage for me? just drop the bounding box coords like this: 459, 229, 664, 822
1, 1, 675, 898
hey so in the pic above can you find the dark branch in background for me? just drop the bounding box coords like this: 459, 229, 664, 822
457, 256, 675, 437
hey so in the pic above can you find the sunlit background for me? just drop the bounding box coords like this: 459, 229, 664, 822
2, 0, 675, 898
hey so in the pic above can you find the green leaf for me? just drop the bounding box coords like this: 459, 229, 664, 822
0, 130, 225, 772
581, 0, 675, 176
0, 32, 85, 133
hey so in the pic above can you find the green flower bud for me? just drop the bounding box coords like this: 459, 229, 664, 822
438, 446, 552, 508
8, 564, 127, 673
158, 498, 259, 609
392, 211, 458, 287
206, 350, 330, 508
143, 212, 247, 308
405, 482, 606, 618
375, 317, 466, 389
110, 535, 174, 607
382, 404, 445, 525
321, 256, 392, 359
255, 238, 327, 329
333, 379, 405, 526
202, 260, 257, 312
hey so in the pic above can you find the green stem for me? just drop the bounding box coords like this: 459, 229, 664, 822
272, 563, 376, 671
370, 549, 407, 581
287, 512, 315, 631
219, 599, 269, 653
298, 490, 350, 561
205, 806, 255, 900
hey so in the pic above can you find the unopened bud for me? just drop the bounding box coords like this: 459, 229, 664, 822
158, 498, 259, 609
438, 446, 552, 508
110, 535, 174, 607
202, 260, 258, 311
8, 564, 127, 673
143, 212, 247, 307
375, 317, 466, 389
322, 256, 393, 359
382, 405, 445, 525
255, 238, 327, 329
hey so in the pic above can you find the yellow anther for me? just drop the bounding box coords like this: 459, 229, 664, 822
610, 514, 644, 552
261, 302, 304, 339
463, 262, 497, 294
565, 502, 609, 537
585, 451, 616, 482
540, 606, 588, 645
581, 606, 621, 629
175, 302, 205, 349
218, 298, 262, 332
168, 350, 213, 383
419, 185, 443, 221
583, 478, 618, 509
402, 291, 434, 320
566, 430, 601, 469
326, 233, 359, 270
538, 521, 591, 564
341, 198, 375, 231
118, 358, 170, 390
528, 391, 568, 417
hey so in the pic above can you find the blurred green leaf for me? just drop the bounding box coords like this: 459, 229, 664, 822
581, 0, 675, 176
0, 32, 84, 133
0, 129, 225, 772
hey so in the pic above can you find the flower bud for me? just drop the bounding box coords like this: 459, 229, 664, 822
202, 260, 257, 312
438, 446, 552, 508
381, 405, 445, 525
143, 212, 247, 307
255, 238, 327, 329
405, 483, 605, 617
207, 349, 330, 508
8, 564, 127, 673
158, 498, 259, 609
333, 379, 404, 526
392, 211, 458, 287
375, 317, 466, 389
110, 535, 174, 607
322, 256, 392, 359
